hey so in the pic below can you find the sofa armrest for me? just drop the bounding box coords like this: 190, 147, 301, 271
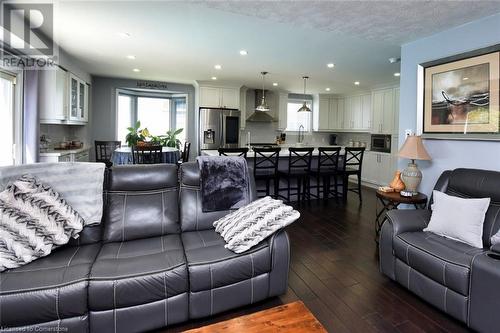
385, 209, 431, 236
379, 209, 431, 280
268, 229, 290, 297
469, 252, 500, 332
490, 243, 500, 254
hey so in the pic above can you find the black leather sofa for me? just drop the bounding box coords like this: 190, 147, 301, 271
0, 162, 290, 333
380, 168, 500, 332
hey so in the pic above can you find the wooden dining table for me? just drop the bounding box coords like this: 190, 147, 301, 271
111, 146, 180, 165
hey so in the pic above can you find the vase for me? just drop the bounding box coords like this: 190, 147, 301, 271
389, 171, 405, 192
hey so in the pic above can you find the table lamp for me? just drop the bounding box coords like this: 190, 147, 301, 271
398, 135, 431, 197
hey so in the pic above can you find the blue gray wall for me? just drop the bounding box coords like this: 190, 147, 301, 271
399, 13, 500, 196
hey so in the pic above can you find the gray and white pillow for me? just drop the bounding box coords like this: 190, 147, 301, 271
213, 196, 300, 253
0, 175, 84, 271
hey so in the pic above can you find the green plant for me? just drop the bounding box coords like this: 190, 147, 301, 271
163, 128, 184, 149
125, 121, 146, 147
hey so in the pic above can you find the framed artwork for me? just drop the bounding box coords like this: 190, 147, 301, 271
423, 51, 499, 139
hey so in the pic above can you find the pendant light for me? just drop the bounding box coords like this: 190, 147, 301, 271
297, 76, 311, 112
255, 71, 270, 112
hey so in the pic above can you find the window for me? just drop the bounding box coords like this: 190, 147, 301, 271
0, 71, 17, 165
116, 90, 187, 145
286, 98, 312, 131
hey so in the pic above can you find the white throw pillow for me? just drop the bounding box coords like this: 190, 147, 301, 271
213, 196, 300, 253
0, 175, 84, 272
424, 190, 490, 248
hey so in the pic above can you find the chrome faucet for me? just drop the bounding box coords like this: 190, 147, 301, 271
298, 125, 304, 144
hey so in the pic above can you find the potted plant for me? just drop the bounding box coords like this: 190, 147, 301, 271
125, 121, 146, 147
163, 128, 184, 149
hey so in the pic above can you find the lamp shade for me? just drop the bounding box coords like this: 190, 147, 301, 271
398, 135, 431, 161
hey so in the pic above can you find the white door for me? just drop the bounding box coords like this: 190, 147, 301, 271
318, 98, 330, 130
361, 94, 372, 129
221, 88, 239, 109
68, 74, 79, 121
200, 87, 221, 108
381, 89, 394, 134
0, 71, 19, 165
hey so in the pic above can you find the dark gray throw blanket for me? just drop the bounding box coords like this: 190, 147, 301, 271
197, 156, 250, 212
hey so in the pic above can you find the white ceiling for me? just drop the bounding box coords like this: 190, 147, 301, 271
52, 1, 500, 94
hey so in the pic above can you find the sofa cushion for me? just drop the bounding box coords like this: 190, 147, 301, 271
103, 165, 180, 243
0, 243, 101, 328
394, 231, 485, 296
182, 229, 271, 292
89, 235, 188, 311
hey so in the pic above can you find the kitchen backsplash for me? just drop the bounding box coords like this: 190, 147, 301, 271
40, 124, 90, 148
240, 121, 371, 147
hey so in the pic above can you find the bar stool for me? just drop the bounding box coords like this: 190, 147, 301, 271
337, 147, 365, 202
218, 147, 249, 158
278, 147, 313, 203
308, 147, 341, 200
253, 147, 281, 198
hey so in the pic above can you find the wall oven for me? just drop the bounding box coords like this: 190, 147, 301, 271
371, 134, 391, 153
199, 108, 240, 150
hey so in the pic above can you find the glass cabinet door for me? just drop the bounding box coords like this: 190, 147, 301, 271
79, 81, 85, 118
71, 77, 78, 118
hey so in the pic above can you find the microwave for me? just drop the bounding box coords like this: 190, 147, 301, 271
371, 134, 391, 153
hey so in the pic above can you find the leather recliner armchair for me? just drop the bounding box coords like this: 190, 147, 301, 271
379, 168, 500, 333
0, 162, 290, 333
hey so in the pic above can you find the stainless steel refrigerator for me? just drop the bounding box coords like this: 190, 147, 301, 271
199, 108, 241, 150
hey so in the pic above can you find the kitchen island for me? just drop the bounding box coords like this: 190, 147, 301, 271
200, 145, 363, 157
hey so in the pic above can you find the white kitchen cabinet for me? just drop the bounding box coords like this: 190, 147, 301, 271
317, 98, 331, 131
362, 151, 396, 187
277, 92, 288, 131
199, 86, 239, 109
361, 93, 372, 129
340, 94, 370, 131
239, 87, 247, 129
336, 98, 344, 130
39, 148, 90, 163
372, 88, 395, 134
40, 67, 88, 125
393, 88, 400, 135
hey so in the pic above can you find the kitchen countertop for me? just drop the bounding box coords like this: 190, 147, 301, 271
39, 146, 90, 157
201, 145, 373, 157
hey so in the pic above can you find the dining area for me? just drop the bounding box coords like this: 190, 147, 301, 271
202, 145, 366, 204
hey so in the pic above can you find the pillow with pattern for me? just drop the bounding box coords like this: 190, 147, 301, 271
213, 196, 300, 253
0, 175, 84, 272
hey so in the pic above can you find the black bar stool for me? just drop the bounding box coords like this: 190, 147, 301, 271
308, 147, 341, 200
278, 147, 313, 203
253, 147, 281, 198
337, 147, 365, 202
218, 147, 249, 158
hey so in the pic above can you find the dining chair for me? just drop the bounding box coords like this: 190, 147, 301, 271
277, 147, 313, 203
181, 142, 191, 163
218, 147, 249, 158
308, 147, 341, 201
95, 140, 121, 168
253, 147, 281, 198
132, 145, 163, 164
337, 147, 365, 202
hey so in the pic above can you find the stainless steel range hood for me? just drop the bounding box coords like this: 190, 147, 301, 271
246, 89, 277, 122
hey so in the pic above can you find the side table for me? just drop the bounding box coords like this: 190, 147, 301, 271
375, 190, 428, 243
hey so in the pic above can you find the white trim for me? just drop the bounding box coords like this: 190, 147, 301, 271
416, 65, 425, 135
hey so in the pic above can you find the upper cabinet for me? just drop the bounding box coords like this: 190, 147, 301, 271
371, 87, 396, 134
313, 93, 371, 132
199, 85, 240, 109
276, 92, 288, 131
40, 67, 89, 125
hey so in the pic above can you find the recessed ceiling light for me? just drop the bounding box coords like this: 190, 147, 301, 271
394, 72, 400, 77
211, 76, 217, 80
214, 64, 222, 70
239, 50, 248, 56
327, 63, 335, 68
118, 32, 131, 38
272, 82, 278, 86
388, 57, 401, 63
463, 77, 469, 80
354, 81, 360, 85
126, 55, 136, 60
132, 68, 140, 72
325, 87, 331, 91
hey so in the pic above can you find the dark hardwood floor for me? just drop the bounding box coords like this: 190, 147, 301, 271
164, 187, 471, 333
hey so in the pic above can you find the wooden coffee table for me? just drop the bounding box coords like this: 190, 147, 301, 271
184, 301, 327, 333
